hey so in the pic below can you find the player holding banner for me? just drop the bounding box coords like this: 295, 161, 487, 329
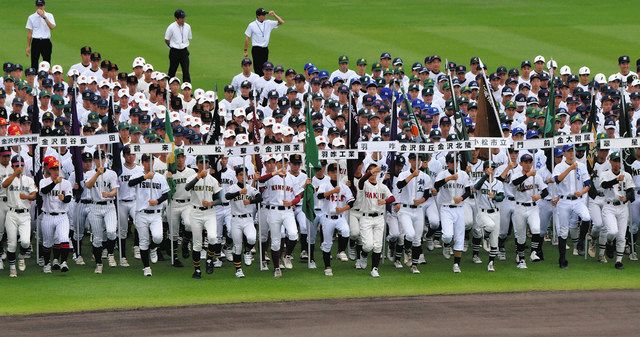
472, 160, 504, 272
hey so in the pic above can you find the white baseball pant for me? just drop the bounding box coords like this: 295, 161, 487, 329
231, 214, 256, 255
320, 215, 349, 253
538, 199, 554, 237
360, 214, 384, 253
630, 195, 640, 235
588, 197, 605, 240
556, 199, 591, 239
118, 200, 136, 239
513, 204, 541, 244
88, 203, 118, 247
398, 206, 424, 247
602, 203, 629, 255
5, 209, 31, 253
261, 208, 298, 251
41, 213, 70, 248
134, 211, 163, 250
497, 198, 515, 239
189, 207, 217, 252
72, 200, 91, 241
441, 205, 465, 251
385, 212, 400, 241
477, 209, 500, 248
215, 205, 231, 242
349, 209, 362, 244
424, 200, 440, 230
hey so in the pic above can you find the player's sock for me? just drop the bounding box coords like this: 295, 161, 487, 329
285, 238, 297, 256
361, 251, 368, 259
260, 242, 267, 262
425, 227, 437, 238
616, 251, 623, 263
207, 244, 216, 262
140, 249, 150, 268
172, 240, 180, 258
395, 241, 403, 260
233, 253, 242, 270
577, 221, 590, 251
403, 239, 412, 253
300, 234, 308, 253
389, 238, 397, 255
489, 247, 497, 262
60, 243, 70, 262
93, 246, 103, 265
338, 236, 348, 255
192, 250, 201, 270
355, 244, 363, 259
435, 225, 442, 241
558, 237, 567, 265
453, 251, 462, 265
212, 243, 222, 261
134, 231, 140, 247
472, 237, 481, 256
7, 251, 16, 265
120, 238, 127, 258
73, 237, 82, 258
372, 252, 381, 269
531, 234, 540, 253
349, 239, 356, 250
516, 243, 525, 262
52, 245, 61, 261
322, 251, 331, 269
309, 243, 316, 261
246, 243, 255, 254
106, 239, 116, 255
411, 246, 421, 266
43, 247, 51, 265
271, 249, 281, 269
498, 237, 506, 251
599, 243, 607, 256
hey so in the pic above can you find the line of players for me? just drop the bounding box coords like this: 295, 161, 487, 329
1, 133, 638, 278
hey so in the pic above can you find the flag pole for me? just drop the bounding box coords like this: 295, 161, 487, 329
254, 88, 264, 272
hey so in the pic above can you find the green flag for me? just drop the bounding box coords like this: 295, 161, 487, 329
164, 108, 177, 197
543, 72, 555, 138
303, 101, 319, 222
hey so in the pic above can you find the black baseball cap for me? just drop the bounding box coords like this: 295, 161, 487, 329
35, 0, 45, 6
256, 8, 268, 16
81, 152, 93, 162
241, 58, 252, 66
174, 9, 186, 19
80, 46, 92, 55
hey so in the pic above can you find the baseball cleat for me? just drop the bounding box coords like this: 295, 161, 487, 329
94, 264, 103, 274
452, 263, 461, 273
347, 246, 356, 260
192, 269, 202, 279
300, 250, 308, 261
629, 252, 638, 261
598, 255, 607, 263
370, 267, 380, 278
60, 261, 69, 273
172, 259, 184, 268
133, 246, 141, 259
410, 265, 420, 274
244, 252, 253, 266
120, 258, 130, 267
324, 267, 333, 276
225, 249, 233, 262
472, 255, 482, 264
530, 251, 541, 262
43, 263, 52, 274
359, 258, 368, 269
9, 265, 17, 278
52, 259, 60, 270
74, 256, 85, 266
308, 260, 317, 269
483, 238, 491, 252
572, 247, 579, 256
206, 260, 214, 274
354, 259, 363, 269
213, 259, 223, 268
403, 251, 411, 265
588, 242, 596, 258
615, 262, 624, 270
337, 251, 348, 262
426, 238, 435, 251
442, 246, 451, 259
143, 267, 152, 277
394, 260, 403, 269
418, 254, 426, 265
260, 261, 269, 271
150, 248, 158, 264
235, 269, 245, 278
279, 260, 285, 269
487, 261, 495, 272
498, 251, 506, 261
517, 260, 527, 269
37, 257, 45, 267
273, 268, 282, 278
386, 249, 395, 262
107, 254, 117, 267
283, 255, 293, 269
434, 240, 442, 249
18, 258, 26, 271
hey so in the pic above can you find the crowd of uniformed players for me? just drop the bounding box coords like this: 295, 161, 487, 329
1, 49, 640, 278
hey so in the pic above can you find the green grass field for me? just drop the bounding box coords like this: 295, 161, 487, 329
2, 1, 640, 90
2, 0, 640, 316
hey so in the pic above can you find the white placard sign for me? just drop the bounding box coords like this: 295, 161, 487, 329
183, 145, 224, 156
357, 141, 399, 152
223, 145, 262, 157
513, 138, 554, 150
471, 137, 512, 149
553, 132, 594, 147
129, 143, 174, 154
38, 136, 80, 147
599, 137, 640, 149
260, 143, 303, 155
319, 149, 359, 160
84, 133, 119, 146
0, 134, 39, 146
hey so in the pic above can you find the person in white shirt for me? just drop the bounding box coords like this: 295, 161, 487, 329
243, 8, 284, 76
231, 58, 260, 91
69, 46, 92, 76
165, 9, 192, 83
26, 0, 56, 69
330, 55, 358, 83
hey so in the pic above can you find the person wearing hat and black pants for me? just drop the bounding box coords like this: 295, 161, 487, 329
165, 9, 192, 83
26, 0, 56, 70
244, 8, 284, 77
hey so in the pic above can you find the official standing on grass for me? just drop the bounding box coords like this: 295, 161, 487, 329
165, 9, 192, 83
244, 8, 284, 76
26, 0, 56, 69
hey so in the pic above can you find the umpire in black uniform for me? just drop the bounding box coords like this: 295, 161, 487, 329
165, 9, 192, 83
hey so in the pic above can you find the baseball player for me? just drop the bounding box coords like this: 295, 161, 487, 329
599, 152, 635, 269
434, 153, 471, 273
117, 146, 144, 267
85, 150, 119, 273
305, 160, 329, 269
358, 164, 394, 277
2, 156, 37, 277
472, 161, 504, 272
396, 153, 432, 274
495, 148, 518, 261
258, 154, 302, 278
552, 145, 592, 268
629, 148, 640, 260
387, 156, 405, 268
0, 147, 13, 269
68, 152, 93, 266
128, 154, 170, 277
317, 163, 353, 276
39, 158, 73, 274
225, 167, 262, 278
184, 155, 223, 279
167, 149, 193, 268
214, 156, 234, 264
510, 153, 548, 269
287, 154, 309, 262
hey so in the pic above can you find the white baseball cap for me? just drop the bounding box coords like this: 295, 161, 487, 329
273, 123, 284, 134
192, 117, 202, 126
133, 56, 146, 65
67, 68, 80, 77
143, 64, 154, 72
152, 72, 164, 81
155, 105, 167, 120
283, 126, 295, 137
578, 66, 590, 75
169, 77, 181, 85
117, 89, 130, 98
546, 60, 558, 69
608, 74, 621, 82
88, 76, 98, 84
204, 91, 217, 102
193, 88, 205, 100
38, 61, 50, 73
559, 65, 571, 76
181, 82, 192, 90
223, 129, 236, 139
51, 65, 63, 74
631, 79, 640, 87
594, 73, 607, 84
297, 131, 306, 141
534, 55, 545, 64
77, 74, 87, 84
200, 124, 210, 134
133, 92, 146, 103
332, 137, 346, 148
233, 108, 246, 118
132, 59, 145, 68
138, 100, 151, 112
263, 117, 276, 127
315, 136, 327, 145
236, 134, 249, 145
183, 116, 192, 127
170, 111, 180, 123
98, 79, 111, 88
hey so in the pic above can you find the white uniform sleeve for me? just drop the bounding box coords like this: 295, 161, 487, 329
244, 23, 252, 38
164, 24, 173, 40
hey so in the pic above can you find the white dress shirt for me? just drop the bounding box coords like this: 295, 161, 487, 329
165, 22, 192, 49
244, 19, 278, 48
26, 11, 56, 39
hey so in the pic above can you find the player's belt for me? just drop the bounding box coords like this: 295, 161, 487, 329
597, 192, 605, 197
174, 199, 189, 203
560, 195, 579, 200
516, 202, 537, 207
44, 212, 66, 216
80, 200, 92, 204
232, 214, 251, 218
143, 209, 162, 214
400, 204, 419, 209
314, 208, 321, 212
120, 199, 134, 203
193, 206, 212, 211
221, 202, 230, 207
606, 200, 623, 206
325, 214, 342, 219
9, 208, 28, 214
363, 212, 381, 217
480, 208, 497, 214
94, 200, 114, 205
507, 196, 515, 201
265, 205, 292, 210
0, 197, 7, 202
445, 205, 460, 208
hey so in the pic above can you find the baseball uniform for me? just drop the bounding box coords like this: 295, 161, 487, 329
39, 176, 73, 272
317, 178, 353, 273
86, 167, 119, 269
599, 165, 635, 268
2, 168, 36, 275
511, 166, 548, 266
358, 171, 393, 276
226, 179, 261, 277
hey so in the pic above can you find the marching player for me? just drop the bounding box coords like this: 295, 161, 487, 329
434, 153, 471, 273
2, 156, 37, 277
510, 153, 548, 269
128, 154, 170, 277
306, 160, 329, 269
225, 167, 262, 278
552, 145, 591, 268
167, 149, 193, 267
396, 153, 431, 274
117, 146, 144, 267
287, 154, 308, 262
68, 152, 93, 266
472, 161, 504, 272
215, 156, 234, 263
85, 150, 119, 273
0, 147, 13, 268
599, 152, 635, 269
184, 155, 223, 279
317, 163, 353, 276
39, 158, 73, 274
359, 164, 394, 277
495, 148, 518, 261
629, 148, 640, 260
